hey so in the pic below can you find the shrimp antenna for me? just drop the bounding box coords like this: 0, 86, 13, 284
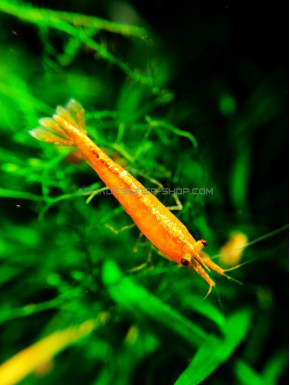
201, 285, 213, 301
213, 285, 226, 316
240, 223, 288, 249
222, 257, 261, 272
211, 223, 288, 261
222, 272, 243, 286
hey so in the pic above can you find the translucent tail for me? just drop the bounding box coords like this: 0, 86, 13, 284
29, 99, 86, 146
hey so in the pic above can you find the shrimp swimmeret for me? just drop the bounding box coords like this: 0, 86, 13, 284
30, 99, 226, 294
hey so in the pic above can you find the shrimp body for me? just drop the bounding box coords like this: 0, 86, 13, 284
30, 100, 225, 293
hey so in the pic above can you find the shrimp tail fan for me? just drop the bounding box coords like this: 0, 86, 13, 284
29, 99, 86, 146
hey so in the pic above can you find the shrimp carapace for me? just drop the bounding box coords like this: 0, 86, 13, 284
30, 99, 226, 294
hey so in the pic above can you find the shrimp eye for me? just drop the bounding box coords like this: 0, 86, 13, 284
201, 239, 207, 247
181, 258, 190, 266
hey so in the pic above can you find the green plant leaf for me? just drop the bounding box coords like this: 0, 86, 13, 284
235, 360, 264, 385
174, 308, 251, 384
262, 350, 289, 385
102, 259, 207, 348
181, 294, 226, 327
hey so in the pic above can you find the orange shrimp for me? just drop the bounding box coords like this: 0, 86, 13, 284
30, 99, 225, 294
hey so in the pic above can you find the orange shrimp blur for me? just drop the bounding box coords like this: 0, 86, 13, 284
30, 99, 225, 294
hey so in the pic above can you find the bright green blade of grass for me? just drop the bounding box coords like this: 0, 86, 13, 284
262, 350, 289, 385
102, 259, 207, 348
174, 308, 251, 385
235, 360, 264, 385
180, 294, 226, 328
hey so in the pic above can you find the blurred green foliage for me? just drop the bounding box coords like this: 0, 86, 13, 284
0, 1, 288, 385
